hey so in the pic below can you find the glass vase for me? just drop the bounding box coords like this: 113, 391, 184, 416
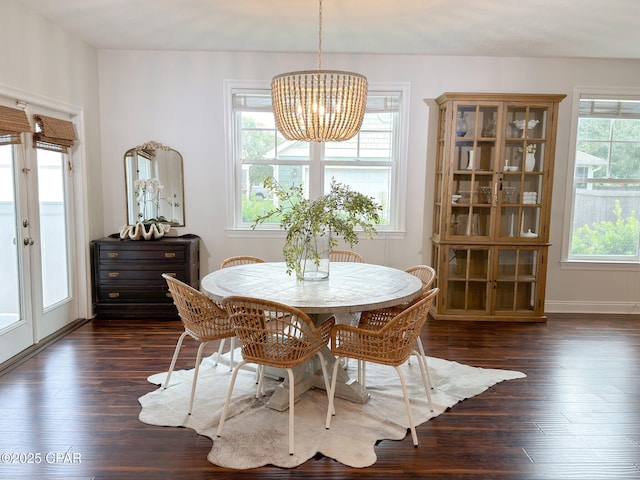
300, 233, 330, 281
456, 111, 468, 137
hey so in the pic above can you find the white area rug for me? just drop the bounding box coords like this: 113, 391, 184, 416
138, 351, 525, 469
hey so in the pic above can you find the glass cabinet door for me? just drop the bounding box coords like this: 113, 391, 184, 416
443, 246, 491, 313
494, 247, 541, 315
449, 103, 499, 241
499, 104, 551, 241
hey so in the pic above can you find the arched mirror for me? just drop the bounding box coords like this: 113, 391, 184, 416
124, 141, 185, 226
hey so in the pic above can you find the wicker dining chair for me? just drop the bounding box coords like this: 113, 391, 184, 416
357, 266, 438, 390
405, 265, 436, 292
162, 274, 235, 415
217, 296, 334, 455
214, 255, 266, 368
325, 289, 438, 446
219, 255, 265, 269
329, 249, 364, 263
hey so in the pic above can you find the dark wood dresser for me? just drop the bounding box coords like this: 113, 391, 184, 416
91, 234, 200, 319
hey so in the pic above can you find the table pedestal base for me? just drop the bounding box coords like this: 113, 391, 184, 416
266, 346, 369, 412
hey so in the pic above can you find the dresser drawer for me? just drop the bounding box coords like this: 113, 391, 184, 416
98, 246, 187, 262
97, 285, 174, 303
98, 267, 186, 284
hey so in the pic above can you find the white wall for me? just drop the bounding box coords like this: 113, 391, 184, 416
97, 50, 640, 313
0, 0, 102, 323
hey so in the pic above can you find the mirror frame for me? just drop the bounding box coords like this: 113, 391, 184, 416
124, 141, 185, 226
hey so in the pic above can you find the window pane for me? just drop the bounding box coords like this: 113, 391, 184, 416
570, 188, 640, 257
0, 145, 20, 329
324, 165, 391, 225
610, 142, 640, 179
241, 163, 308, 224
612, 118, 640, 141
577, 118, 611, 141
37, 149, 70, 308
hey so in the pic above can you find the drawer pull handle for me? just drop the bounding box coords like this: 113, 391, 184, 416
165, 252, 176, 258
165, 272, 177, 278
108, 252, 119, 258
108, 272, 120, 278
108, 292, 120, 298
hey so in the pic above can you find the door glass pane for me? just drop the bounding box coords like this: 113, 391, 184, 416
37, 149, 69, 309
0, 145, 20, 329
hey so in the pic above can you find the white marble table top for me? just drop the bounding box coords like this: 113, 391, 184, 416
201, 262, 423, 314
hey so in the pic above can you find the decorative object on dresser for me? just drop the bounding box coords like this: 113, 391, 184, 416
428, 92, 565, 322
91, 234, 199, 319
120, 141, 185, 240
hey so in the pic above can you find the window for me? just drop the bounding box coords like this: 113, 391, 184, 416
567, 94, 640, 263
226, 82, 409, 232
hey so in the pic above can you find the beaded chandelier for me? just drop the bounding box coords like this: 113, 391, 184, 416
271, 0, 368, 142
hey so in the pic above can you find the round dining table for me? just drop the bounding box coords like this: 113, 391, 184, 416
201, 261, 423, 410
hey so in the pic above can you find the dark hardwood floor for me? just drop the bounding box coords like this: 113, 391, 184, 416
1, 313, 639, 479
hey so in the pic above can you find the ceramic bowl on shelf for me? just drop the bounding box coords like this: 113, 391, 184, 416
505, 166, 518, 172
513, 119, 539, 130
452, 194, 462, 204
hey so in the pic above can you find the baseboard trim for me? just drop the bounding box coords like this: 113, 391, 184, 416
545, 301, 640, 314
0, 318, 91, 377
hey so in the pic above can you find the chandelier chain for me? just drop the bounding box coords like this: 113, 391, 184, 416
318, 0, 323, 70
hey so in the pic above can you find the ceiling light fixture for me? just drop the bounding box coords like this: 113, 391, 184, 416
271, 0, 368, 143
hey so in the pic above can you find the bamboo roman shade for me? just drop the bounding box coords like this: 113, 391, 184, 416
579, 98, 640, 118
33, 114, 77, 153
0, 105, 32, 146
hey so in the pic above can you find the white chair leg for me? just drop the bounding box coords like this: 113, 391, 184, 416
416, 337, 434, 390
188, 341, 208, 415
413, 349, 434, 411
394, 365, 418, 446
325, 357, 342, 429
256, 365, 265, 398
213, 338, 226, 367
286, 367, 295, 455
217, 360, 248, 438
360, 360, 367, 388
315, 351, 334, 415
163, 331, 188, 389
229, 337, 235, 371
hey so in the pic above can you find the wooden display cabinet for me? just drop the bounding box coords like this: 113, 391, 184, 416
429, 93, 565, 322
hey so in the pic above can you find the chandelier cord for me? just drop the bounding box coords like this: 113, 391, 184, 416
318, 0, 322, 70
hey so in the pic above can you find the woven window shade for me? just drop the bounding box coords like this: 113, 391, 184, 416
0, 105, 32, 146
33, 114, 77, 153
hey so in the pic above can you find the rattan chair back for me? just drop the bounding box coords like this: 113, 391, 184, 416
163, 274, 233, 341
221, 296, 333, 369
329, 249, 364, 263
220, 255, 265, 269
405, 265, 436, 291
332, 288, 438, 367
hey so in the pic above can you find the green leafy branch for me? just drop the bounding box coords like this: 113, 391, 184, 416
252, 177, 382, 279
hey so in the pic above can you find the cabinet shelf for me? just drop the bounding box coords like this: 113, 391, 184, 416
429, 92, 565, 322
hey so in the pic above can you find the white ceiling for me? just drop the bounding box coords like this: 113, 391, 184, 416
15, 0, 640, 59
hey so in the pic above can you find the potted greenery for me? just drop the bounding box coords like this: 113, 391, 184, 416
252, 176, 382, 280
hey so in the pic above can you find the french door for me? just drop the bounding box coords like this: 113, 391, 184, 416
0, 103, 78, 364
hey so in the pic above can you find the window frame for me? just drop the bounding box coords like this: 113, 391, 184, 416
223, 80, 410, 238
561, 87, 640, 267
